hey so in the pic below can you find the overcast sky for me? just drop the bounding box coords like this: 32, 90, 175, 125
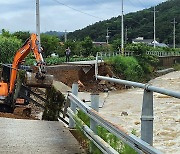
0, 0, 166, 33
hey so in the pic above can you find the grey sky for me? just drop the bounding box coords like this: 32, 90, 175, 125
0, 0, 166, 32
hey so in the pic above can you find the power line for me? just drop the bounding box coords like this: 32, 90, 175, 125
51, 0, 104, 20
136, 0, 147, 8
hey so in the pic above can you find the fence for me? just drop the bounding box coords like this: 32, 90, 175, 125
66, 53, 179, 153
146, 51, 180, 57
67, 83, 162, 154
94, 53, 179, 153
97, 50, 180, 59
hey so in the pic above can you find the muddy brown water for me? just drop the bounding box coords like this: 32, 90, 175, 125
97, 71, 180, 153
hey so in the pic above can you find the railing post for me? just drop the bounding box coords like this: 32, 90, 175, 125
141, 88, 154, 145
69, 83, 78, 128
100, 52, 103, 62
90, 93, 99, 134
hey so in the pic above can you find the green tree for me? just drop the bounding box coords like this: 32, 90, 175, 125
81, 37, 93, 57
112, 39, 121, 51
40, 34, 61, 57
1, 29, 11, 38
125, 43, 150, 55
0, 35, 22, 63
12, 31, 30, 42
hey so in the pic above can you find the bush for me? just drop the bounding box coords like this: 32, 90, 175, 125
107, 56, 144, 82
77, 110, 137, 154
0, 35, 22, 63
42, 87, 65, 121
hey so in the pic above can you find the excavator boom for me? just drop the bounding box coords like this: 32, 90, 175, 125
0, 33, 53, 113
9, 33, 48, 93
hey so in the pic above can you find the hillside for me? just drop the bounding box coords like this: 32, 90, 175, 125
44, 31, 65, 38
67, 0, 180, 45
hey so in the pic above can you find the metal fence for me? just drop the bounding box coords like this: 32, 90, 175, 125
146, 51, 180, 57
94, 53, 180, 153
67, 84, 162, 154
65, 53, 179, 153
97, 50, 180, 59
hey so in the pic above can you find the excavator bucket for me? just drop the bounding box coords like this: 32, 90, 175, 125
25, 72, 53, 88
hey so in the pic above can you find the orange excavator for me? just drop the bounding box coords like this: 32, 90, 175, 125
0, 33, 53, 113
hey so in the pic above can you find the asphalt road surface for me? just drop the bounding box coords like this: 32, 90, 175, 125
0, 118, 85, 154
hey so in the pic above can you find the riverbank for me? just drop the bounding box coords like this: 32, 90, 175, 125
98, 71, 180, 153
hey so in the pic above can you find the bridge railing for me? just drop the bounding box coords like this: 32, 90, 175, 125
97, 50, 180, 59
93, 53, 180, 153
146, 51, 180, 57
67, 83, 162, 154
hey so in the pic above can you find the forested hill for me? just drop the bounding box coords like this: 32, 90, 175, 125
67, 0, 180, 45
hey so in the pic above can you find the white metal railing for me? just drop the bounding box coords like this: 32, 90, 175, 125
67, 84, 162, 154
146, 51, 180, 57
92, 53, 180, 153
97, 51, 180, 58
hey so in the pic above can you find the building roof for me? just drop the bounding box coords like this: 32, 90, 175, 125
132, 37, 168, 47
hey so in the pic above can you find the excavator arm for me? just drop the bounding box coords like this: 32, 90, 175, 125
9, 33, 47, 93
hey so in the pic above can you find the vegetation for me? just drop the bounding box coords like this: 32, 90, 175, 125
42, 86, 65, 121
107, 56, 144, 82
67, 0, 180, 46
0, 29, 22, 63
77, 110, 137, 154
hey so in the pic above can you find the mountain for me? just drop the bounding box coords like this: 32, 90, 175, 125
67, 0, 180, 45
44, 31, 65, 38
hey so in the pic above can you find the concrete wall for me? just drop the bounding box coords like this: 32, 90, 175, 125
158, 56, 180, 67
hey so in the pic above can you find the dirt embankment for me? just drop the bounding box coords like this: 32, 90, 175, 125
0, 64, 122, 119
47, 64, 124, 92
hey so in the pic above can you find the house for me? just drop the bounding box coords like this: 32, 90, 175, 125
132, 37, 168, 47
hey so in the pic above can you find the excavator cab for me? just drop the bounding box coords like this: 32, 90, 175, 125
0, 65, 10, 98
1, 64, 11, 83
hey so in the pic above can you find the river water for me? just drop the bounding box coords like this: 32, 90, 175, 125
97, 71, 180, 153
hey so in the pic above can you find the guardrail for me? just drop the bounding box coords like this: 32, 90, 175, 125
67, 84, 162, 154
93, 53, 180, 153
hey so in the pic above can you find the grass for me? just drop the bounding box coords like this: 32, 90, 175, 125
173, 63, 180, 71
106, 56, 144, 82
77, 110, 137, 154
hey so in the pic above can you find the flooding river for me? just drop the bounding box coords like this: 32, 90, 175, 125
97, 71, 180, 153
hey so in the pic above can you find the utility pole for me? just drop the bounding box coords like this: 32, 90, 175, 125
153, 6, 159, 49
171, 18, 177, 49
106, 28, 109, 45
125, 26, 128, 44
121, 0, 124, 55
36, 0, 41, 43
153, 6, 156, 48
65, 30, 67, 42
